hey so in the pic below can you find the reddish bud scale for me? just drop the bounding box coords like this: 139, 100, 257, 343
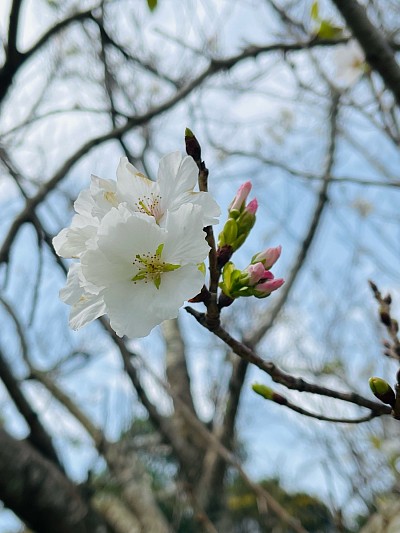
218, 293, 235, 309
217, 245, 233, 267
188, 285, 210, 304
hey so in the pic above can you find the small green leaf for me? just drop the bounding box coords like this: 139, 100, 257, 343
317, 20, 343, 40
311, 1, 319, 21
147, 0, 158, 11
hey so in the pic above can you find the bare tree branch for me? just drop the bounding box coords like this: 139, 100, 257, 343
0, 346, 63, 470
186, 308, 391, 417
331, 0, 400, 107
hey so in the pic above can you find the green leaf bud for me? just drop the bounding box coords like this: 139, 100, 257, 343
369, 377, 396, 407
252, 383, 274, 400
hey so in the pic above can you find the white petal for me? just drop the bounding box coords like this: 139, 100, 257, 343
158, 152, 198, 200
172, 191, 221, 226
60, 263, 83, 305
69, 293, 106, 330
60, 264, 106, 329
90, 175, 118, 219
163, 204, 210, 264
53, 223, 97, 258
116, 157, 159, 211
74, 188, 94, 217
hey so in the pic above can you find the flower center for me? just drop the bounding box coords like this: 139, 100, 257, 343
103, 191, 118, 206
131, 243, 180, 289
134, 193, 163, 221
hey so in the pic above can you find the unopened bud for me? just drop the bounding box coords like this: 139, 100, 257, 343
232, 233, 247, 251
218, 218, 238, 248
368, 280, 378, 293
369, 377, 396, 407
254, 277, 285, 298
252, 383, 287, 405
229, 182, 252, 212
185, 127, 202, 162
252, 383, 274, 400
245, 198, 258, 215
252, 245, 282, 269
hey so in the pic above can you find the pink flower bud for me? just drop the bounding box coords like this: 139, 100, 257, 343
230, 181, 252, 211
252, 245, 282, 269
245, 198, 258, 215
256, 277, 285, 295
246, 263, 266, 284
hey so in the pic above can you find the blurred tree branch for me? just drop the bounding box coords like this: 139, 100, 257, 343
331, 0, 400, 106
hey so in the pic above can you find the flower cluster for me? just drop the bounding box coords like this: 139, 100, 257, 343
219, 246, 284, 300
54, 152, 220, 338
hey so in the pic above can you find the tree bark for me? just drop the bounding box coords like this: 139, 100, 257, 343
0, 427, 110, 533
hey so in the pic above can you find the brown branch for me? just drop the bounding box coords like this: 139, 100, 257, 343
186, 308, 391, 417
0, 306, 62, 470
369, 280, 400, 360
94, 17, 180, 88
0, 347, 62, 469
0, 8, 95, 105
215, 147, 400, 189
284, 402, 380, 423
257, 390, 382, 423
185, 131, 220, 327
331, 0, 400, 107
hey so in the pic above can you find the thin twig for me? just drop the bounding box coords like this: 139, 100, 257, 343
186, 307, 391, 417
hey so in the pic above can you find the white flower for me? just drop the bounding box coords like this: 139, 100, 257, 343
53, 177, 117, 258
60, 263, 106, 330
54, 152, 219, 259
77, 203, 210, 338
116, 151, 220, 226
334, 40, 366, 88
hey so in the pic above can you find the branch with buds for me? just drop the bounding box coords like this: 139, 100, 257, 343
368, 280, 400, 420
